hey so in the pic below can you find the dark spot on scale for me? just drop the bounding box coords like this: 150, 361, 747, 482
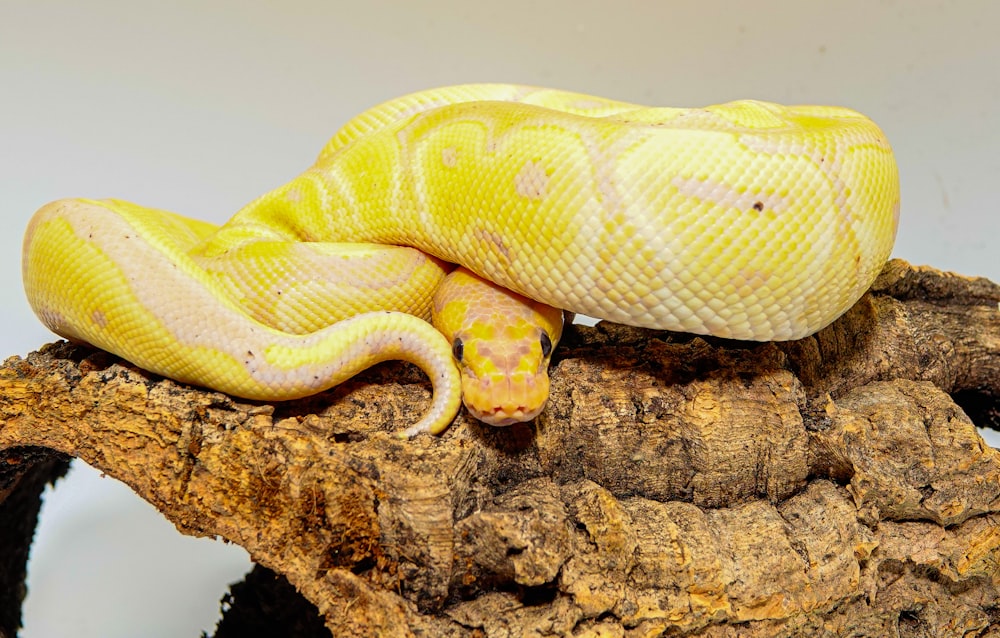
753, 201, 764, 212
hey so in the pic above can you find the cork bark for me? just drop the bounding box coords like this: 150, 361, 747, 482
1, 259, 999, 637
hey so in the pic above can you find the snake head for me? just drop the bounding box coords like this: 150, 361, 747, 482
432, 268, 564, 426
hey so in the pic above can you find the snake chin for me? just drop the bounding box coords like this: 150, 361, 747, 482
467, 403, 546, 427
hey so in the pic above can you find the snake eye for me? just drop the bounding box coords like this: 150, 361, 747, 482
540, 332, 553, 358
452, 337, 464, 362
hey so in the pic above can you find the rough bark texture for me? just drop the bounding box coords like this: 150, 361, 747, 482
0, 448, 69, 638
1, 259, 999, 637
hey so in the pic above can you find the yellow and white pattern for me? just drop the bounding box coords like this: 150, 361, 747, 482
22, 84, 899, 436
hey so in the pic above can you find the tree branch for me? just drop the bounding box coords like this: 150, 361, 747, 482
2, 259, 998, 636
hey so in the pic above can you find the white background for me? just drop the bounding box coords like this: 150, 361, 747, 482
2, 1, 998, 636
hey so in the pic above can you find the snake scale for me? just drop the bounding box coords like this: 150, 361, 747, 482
22, 84, 900, 436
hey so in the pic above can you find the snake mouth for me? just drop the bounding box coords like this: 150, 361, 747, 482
468, 403, 545, 427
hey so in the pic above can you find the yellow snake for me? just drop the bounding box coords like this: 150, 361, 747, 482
21, 84, 899, 436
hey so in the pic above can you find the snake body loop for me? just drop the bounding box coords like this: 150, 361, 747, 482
22, 84, 899, 435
